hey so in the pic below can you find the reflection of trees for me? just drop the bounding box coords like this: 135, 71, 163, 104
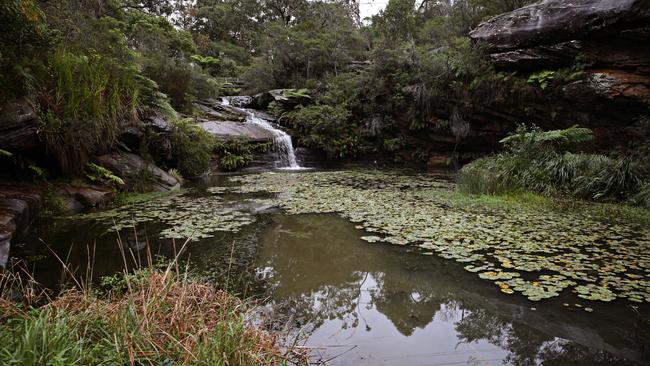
257, 214, 646, 365
455, 307, 636, 366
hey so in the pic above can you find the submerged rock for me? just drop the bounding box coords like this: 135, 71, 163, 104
94, 153, 181, 192
0, 184, 43, 266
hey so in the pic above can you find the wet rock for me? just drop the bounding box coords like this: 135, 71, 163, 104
0, 184, 43, 267
0, 99, 39, 152
223, 96, 253, 108
94, 153, 181, 192
250, 89, 311, 109
54, 183, 115, 214
195, 100, 248, 121
143, 115, 172, 133
199, 121, 274, 142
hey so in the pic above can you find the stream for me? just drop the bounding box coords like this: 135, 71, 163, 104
13, 168, 650, 366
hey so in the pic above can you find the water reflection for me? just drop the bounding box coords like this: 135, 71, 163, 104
256, 214, 649, 365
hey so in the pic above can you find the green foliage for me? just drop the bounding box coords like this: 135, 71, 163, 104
84, 163, 125, 188
0, 268, 296, 365
632, 184, 650, 208
0, 309, 85, 365
527, 70, 556, 89
287, 88, 311, 99
499, 125, 594, 154
39, 49, 143, 173
214, 139, 270, 171
27, 164, 47, 181
168, 119, 215, 177
459, 125, 650, 206
0, 0, 48, 101
284, 104, 369, 159
0, 149, 13, 157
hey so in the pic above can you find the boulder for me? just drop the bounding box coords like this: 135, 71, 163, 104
0, 232, 10, 268
195, 100, 248, 121
199, 121, 274, 142
143, 115, 172, 133
0, 98, 39, 152
94, 153, 181, 192
250, 89, 311, 109
54, 183, 116, 214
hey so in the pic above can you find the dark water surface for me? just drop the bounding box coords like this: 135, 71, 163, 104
13, 171, 650, 366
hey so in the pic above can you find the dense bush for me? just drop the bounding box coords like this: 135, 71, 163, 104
458, 125, 650, 207
214, 139, 270, 171
167, 119, 215, 177
284, 104, 369, 159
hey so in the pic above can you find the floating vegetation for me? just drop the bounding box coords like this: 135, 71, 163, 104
229, 170, 650, 303
74, 193, 255, 240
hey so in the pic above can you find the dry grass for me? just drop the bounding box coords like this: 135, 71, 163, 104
0, 248, 308, 365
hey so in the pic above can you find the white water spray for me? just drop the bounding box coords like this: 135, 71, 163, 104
222, 97, 302, 169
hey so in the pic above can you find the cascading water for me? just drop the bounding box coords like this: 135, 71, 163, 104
222, 97, 302, 169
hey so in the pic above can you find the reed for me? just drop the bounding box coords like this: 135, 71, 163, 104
0, 235, 307, 365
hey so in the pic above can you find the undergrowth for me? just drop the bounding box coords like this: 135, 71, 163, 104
458, 125, 650, 208
0, 255, 305, 365
215, 139, 270, 171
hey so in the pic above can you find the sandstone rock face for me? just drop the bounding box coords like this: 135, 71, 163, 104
94, 153, 181, 192
466, 0, 650, 151
200, 121, 274, 142
470, 0, 650, 52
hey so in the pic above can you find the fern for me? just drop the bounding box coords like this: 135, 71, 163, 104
527, 70, 555, 89
85, 163, 125, 188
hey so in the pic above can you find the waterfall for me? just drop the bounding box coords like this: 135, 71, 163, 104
221, 97, 302, 169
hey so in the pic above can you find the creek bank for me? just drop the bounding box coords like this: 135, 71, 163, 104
0, 90, 306, 264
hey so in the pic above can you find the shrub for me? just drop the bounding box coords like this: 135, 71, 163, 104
168, 119, 215, 177
0, 0, 48, 101
458, 125, 650, 205
284, 104, 370, 159
632, 184, 650, 208
214, 139, 270, 171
